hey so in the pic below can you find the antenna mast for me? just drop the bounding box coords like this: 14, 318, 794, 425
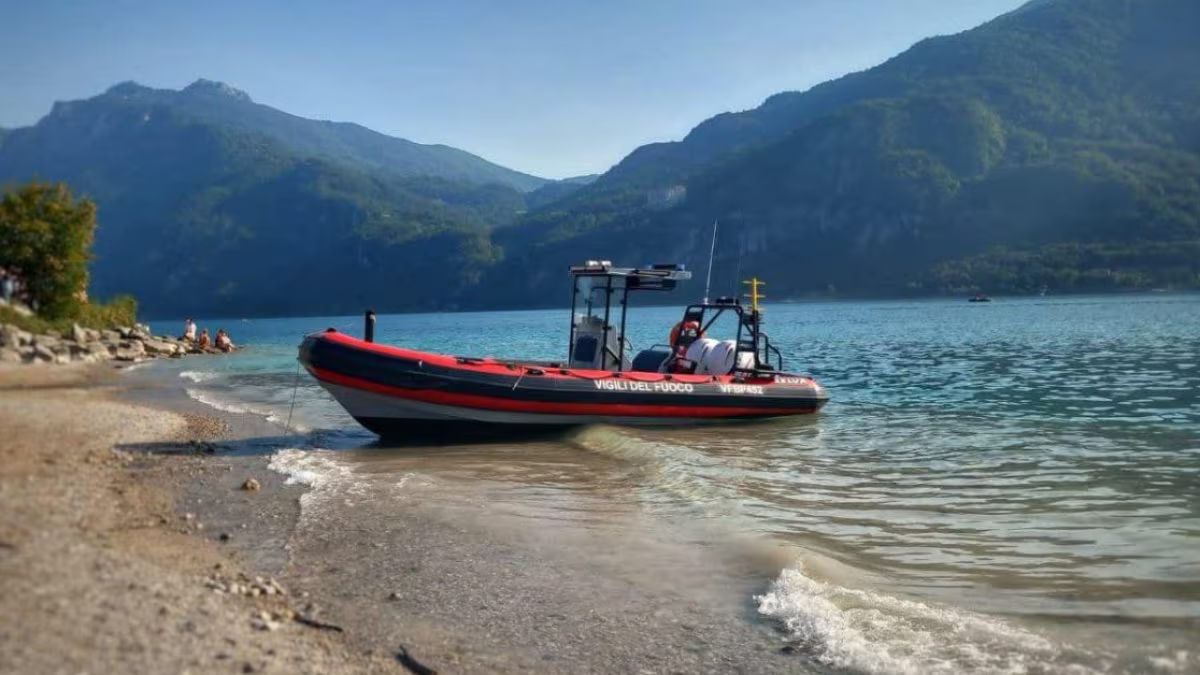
703, 219, 718, 303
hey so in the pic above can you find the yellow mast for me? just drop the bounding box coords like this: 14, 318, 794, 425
742, 277, 765, 313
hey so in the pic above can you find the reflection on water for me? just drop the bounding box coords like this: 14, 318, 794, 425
150, 294, 1200, 673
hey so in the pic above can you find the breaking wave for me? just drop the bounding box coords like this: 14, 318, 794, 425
268, 447, 353, 490
267, 447, 364, 519
268, 448, 429, 521
757, 562, 1069, 675
183, 387, 301, 429
179, 370, 218, 383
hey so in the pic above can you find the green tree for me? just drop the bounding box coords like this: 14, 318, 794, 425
0, 182, 97, 319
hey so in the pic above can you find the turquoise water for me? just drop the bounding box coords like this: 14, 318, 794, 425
153, 294, 1200, 673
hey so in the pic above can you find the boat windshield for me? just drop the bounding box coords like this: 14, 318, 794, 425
575, 275, 619, 324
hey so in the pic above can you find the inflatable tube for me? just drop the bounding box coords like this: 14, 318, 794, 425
686, 338, 719, 372
702, 340, 737, 376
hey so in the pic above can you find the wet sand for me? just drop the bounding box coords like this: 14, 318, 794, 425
0, 363, 812, 674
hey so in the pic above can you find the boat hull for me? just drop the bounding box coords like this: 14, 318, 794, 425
299, 330, 828, 436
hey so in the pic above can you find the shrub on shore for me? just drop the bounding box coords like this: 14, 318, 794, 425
0, 181, 139, 331
0, 295, 138, 334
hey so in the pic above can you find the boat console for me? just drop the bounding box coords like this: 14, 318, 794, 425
567, 260, 782, 378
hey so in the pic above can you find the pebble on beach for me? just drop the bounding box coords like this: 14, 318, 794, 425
241, 478, 261, 491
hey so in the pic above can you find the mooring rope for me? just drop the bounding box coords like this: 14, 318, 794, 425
284, 359, 301, 435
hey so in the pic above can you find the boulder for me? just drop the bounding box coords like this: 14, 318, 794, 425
124, 324, 152, 341
118, 340, 146, 356
86, 342, 111, 359
71, 323, 88, 343
143, 339, 178, 356
101, 329, 122, 343
0, 324, 32, 348
113, 348, 143, 362
0, 347, 21, 363
32, 344, 55, 362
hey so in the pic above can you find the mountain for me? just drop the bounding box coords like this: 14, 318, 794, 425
0, 80, 539, 315
479, 0, 1200, 304
101, 80, 547, 192
524, 173, 601, 211
4, 0, 1198, 318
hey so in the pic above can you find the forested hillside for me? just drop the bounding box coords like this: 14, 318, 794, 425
2, 0, 1196, 316
482, 0, 1200, 304
0, 81, 543, 314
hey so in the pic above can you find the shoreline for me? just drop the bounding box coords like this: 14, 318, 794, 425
1, 360, 816, 674
0, 362, 393, 674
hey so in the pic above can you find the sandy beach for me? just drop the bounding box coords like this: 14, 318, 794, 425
0, 363, 394, 674
0, 362, 808, 674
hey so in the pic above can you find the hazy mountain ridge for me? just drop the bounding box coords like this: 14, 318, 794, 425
0, 83, 528, 314
83, 79, 548, 192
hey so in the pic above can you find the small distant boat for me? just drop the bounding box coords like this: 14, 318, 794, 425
968, 294, 992, 303
299, 261, 829, 437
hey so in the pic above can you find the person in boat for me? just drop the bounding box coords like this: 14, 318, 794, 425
667, 320, 703, 373
197, 328, 211, 349
214, 328, 235, 353
182, 317, 197, 342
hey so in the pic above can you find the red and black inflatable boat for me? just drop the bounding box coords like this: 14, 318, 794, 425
299, 330, 827, 435
299, 261, 828, 437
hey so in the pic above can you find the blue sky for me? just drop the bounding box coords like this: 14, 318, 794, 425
0, 0, 1025, 178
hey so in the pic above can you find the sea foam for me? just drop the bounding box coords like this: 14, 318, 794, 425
757, 562, 1065, 675
267, 448, 428, 522
268, 448, 352, 489
179, 370, 218, 383
267, 447, 365, 519
183, 387, 301, 430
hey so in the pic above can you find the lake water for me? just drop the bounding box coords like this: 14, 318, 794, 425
151, 294, 1199, 674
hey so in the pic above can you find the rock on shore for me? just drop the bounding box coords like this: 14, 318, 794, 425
0, 322, 226, 365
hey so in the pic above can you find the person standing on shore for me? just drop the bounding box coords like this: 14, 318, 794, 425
182, 318, 197, 342
0, 270, 13, 304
